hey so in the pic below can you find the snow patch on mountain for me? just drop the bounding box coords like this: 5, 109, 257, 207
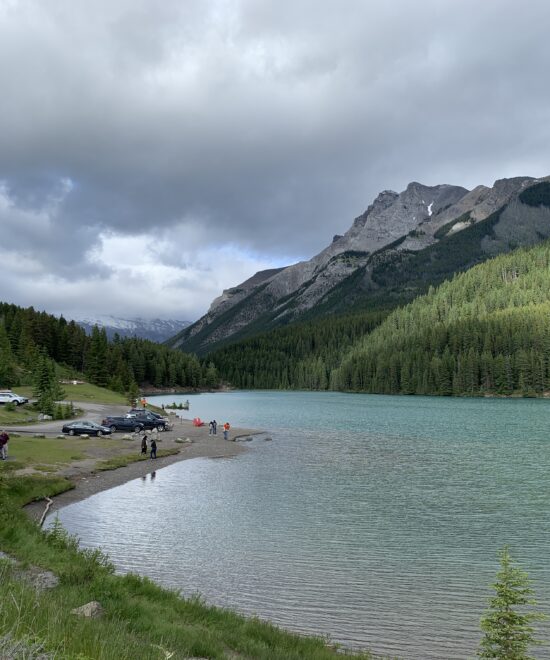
76, 315, 190, 343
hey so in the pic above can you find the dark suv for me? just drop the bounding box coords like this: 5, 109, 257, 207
126, 412, 168, 431
128, 409, 164, 420
101, 416, 145, 433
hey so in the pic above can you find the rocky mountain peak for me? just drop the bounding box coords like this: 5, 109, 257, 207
492, 176, 534, 195
352, 190, 398, 230
170, 175, 548, 355
343, 182, 468, 256
374, 189, 400, 207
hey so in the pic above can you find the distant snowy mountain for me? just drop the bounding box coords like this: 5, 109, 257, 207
77, 315, 190, 343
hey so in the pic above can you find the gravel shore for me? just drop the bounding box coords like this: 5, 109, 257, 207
19, 409, 263, 521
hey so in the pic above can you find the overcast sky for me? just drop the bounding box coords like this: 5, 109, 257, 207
1, 0, 550, 323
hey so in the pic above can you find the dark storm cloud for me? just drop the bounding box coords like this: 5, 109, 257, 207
1, 0, 550, 318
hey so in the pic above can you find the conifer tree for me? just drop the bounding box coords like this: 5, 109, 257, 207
204, 362, 219, 389
478, 546, 544, 659
32, 352, 65, 414
86, 326, 109, 386
126, 381, 140, 407
0, 322, 17, 387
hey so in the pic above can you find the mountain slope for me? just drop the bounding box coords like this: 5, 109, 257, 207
332, 238, 550, 395
211, 238, 550, 397
169, 177, 550, 355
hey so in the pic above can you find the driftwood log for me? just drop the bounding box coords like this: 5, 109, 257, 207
38, 497, 53, 528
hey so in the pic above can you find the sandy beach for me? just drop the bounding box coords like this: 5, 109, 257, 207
20, 410, 264, 522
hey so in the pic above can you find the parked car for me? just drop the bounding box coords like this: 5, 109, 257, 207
128, 408, 164, 419
101, 416, 145, 433
0, 391, 29, 406
125, 412, 168, 431
62, 420, 112, 437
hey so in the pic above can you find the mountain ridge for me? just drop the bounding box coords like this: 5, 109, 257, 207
77, 315, 190, 343
168, 176, 550, 355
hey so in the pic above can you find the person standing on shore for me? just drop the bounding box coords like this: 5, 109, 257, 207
150, 438, 157, 459
0, 430, 8, 460
212, 420, 217, 435
223, 422, 230, 441
208, 420, 214, 435
141, 434, 148, 455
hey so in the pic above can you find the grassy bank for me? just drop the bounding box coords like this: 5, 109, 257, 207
17, 382, 128, 406
0, 436, 181, 476
95, 447, 180, 471
0, 434, 86, 470
0, 473, 374, 659
0, 382, 126, 427
0, 405, 43, 426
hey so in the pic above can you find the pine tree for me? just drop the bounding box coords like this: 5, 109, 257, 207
204, 362, 219, 389
32, 352, 65, 414
86, 326, 109, 386
126, 381, 140, 407
478, 546, 544, 659
0, 321, 17, 387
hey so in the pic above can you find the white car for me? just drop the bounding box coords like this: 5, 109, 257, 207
0, 391, 29, 406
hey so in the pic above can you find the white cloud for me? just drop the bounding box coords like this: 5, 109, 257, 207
1, 0, 550, 321
0, 225, 284, 321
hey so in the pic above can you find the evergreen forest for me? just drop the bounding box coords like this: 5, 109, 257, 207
209, 310, 388, 390
0, 303, 218, 393
210, 241, 550, 397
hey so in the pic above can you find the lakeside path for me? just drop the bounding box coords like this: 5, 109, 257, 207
11, 405, 263, 522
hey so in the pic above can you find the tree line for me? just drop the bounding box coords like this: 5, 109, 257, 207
0, 303, 218, 393
209, 310, 388, 390
333, 242, 550, 395
210, 241, 550, 397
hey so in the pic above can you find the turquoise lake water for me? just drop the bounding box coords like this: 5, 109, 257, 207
51, 391, 550, 658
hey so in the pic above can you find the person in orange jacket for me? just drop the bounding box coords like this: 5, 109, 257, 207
223, 422, 230, 441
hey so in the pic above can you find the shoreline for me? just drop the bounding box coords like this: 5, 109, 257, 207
24, 419, 264, 522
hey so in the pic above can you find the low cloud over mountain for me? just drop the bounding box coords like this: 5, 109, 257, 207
2, 1, 550, 321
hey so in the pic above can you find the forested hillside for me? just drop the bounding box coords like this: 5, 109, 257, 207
211, 241, 550, 397
209, 310, 389, 389
0, 303, 217, 392
332, 241, 550, 395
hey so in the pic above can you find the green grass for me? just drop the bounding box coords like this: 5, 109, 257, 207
95, 448, 180, 472
17, 382, 128, 405
0, 474, 375, 659
0, 435, 155, 473
146, 403, 165, 415
0, 404, 39, 426
0, 436, 87, 469
0, 434, 182, 476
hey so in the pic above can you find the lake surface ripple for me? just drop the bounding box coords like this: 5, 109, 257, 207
50, 391, 550, 659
